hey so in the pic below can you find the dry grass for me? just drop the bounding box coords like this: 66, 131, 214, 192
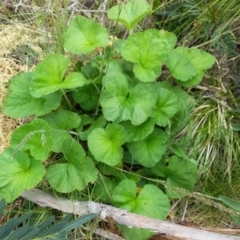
0, 23, 44, 151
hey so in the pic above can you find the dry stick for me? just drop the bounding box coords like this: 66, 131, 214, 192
21, 188, 240, 240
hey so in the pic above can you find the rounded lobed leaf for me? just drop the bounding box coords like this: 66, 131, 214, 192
0, 148, 45, 203
107, 0, 152, 30
30, 54, 86, 98
100, 78, 156, 125
176, 71, 205, 87
121, 118, 155, 142
113, 179, 170, 220
88, 124, 127, 166
166, 47, 216, 86
152, 85, 179, 127
175, 47, 216, 71
41, 109, 81, 153
30, 54, 69, 97
64, 15, 109, 54
41, 109, 81, 130
165, 49, 197, 81
46, 138, 98, 193
152, 156, 197, 198
127, 128, 168, 167
2, 72, 62, 118
121, 29, 177, 82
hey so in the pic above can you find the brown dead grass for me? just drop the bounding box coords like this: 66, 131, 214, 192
0, 22, 43, 152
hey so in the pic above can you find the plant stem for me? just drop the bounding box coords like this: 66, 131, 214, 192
61, 89, 73, 110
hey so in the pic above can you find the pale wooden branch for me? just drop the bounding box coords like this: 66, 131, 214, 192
21, 188, 240, 240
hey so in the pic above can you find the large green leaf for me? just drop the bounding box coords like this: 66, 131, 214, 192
41, 109, 81, 153
88, 124, 127, 166
113, 179, 169, 218
2, 72, 61, 118
30, 54, 86, 97
152, 85, 179, 127
46, 138, 98, 193
121, 118, 155, 142
121, 29, 177, 82
10, 119, 52, 161
64, 15, 109, 54
0, 148, 45, 203
107, 0, 152, 30
100, 72, 156, 125
127, 128, 168, 167
152, 156, 197, 198
165, 49, 197, 81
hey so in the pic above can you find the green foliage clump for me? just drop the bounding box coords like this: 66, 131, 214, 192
0, 1, 216, 239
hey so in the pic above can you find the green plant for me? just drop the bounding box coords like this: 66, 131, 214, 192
0, 1, 216, 239
0, 198, 96, 240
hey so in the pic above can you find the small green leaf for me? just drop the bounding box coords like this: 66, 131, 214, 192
121, 29, 177, 82
152, 156, 197, 198
107, 0, 152, 30
219, 195, 240, 212
113, 180, 169, 219
127, 128, 168, 167
88, 124, 127, 166
10, 119, 52, 161
64, 15, 109, 54
30, 54, 86, 98
165, 49, 197, 81
100, 73, 156, 125
0, 148, 45, 203
72, 84, 99, 111
152, 85, 179, 127
2, 72, 61, 118
41, 109, 81, 153
46, 138, 98, 193
121, 118, 155, 142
